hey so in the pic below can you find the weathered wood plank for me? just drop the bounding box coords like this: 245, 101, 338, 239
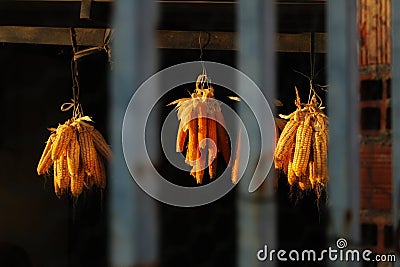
0, 26, 327, 53
0, 26, 106, 46
80, 0, 93, 19
157, 30, 236, 50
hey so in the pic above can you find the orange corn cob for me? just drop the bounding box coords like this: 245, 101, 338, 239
186, 116, 199, 165
207, 117, 218, 179
197, 100, 208, 149
216, 111, 230, 164
231, 127, 242, 184
176, 119, 188, 153
195, 148, 205, 184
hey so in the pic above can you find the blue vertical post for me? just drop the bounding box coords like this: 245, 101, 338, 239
327, 0, 360, 266
392, 0, 400, 262
237, 1, 276, 266
110, 0, 158, 266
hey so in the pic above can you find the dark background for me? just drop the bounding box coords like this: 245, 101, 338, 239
0, 44, 327, 267
0, 1, 328, 266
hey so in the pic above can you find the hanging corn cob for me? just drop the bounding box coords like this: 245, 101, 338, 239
37, 115, 112, 198
168, 74, 230, 184
274, 86, 328, 197
37, 36, 112, 198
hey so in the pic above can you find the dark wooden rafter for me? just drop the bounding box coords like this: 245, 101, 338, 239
0, 1, 327, 52
0, 26, 326, 53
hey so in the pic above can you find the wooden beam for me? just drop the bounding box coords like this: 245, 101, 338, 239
0, 26, 327, 53
0, 26, 106, 46
80, 0, 93, 19
4, 1, 326, 33
157, 30, 236, 50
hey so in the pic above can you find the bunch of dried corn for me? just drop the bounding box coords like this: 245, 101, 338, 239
274, 88, 328, 195
168, 75, 230, 184
37, 116, 112, 198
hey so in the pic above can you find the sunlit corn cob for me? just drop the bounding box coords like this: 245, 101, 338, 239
78, 129, 97, 176
274, 119, 299, 168
195, 148, 205, 184
216, 110, 230, 164
186, 116, 199, 165
67, 129, 80, 176
91, 128, 112, 161
57, 153, 71, 192
71, 165, 85, 197
207, 117, 218, 179
287, 160, 297, 186
169, 81, 231, 184
308, 160, 317, 188
231, 127, 242, 184
197, 100, 208, 149
37, 133, 56, 175
292, 116, 313, 177
52, 123, 73, 161
53, 159, 62, 198
176, 120, 188, 153
314, 130, 328, 183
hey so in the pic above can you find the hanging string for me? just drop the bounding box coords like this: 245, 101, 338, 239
308, 32, 316, 104
198, 31, 211, 90
60, 28, 83, 119
293, 31, 327, 108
